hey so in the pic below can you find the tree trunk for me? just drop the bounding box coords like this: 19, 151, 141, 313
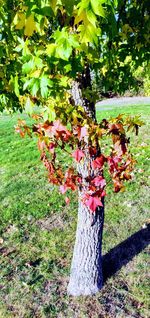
68, 74, 104, 296
67, 192, 104, 296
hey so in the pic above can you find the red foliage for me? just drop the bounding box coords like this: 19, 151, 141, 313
79, 126, 88, 140
65, 197, 70, 205
60, 185, 67, 194
91, 176, 106, 188
16, 112, 140, 213
91, 155, 106, 169
72, 149, 85, 162
85, 196, 103, 212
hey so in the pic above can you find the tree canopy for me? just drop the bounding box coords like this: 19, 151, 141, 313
0, 0, 149, 112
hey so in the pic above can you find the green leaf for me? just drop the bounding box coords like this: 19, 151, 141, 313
15, 38, 31, 56
31, 79, 40, 96
23, 78, 34, 91
40, 76, 52, 98
60, 76, 69, 87
90, 0, 105, 17
86, 8, 97, 27
53, 28, 79, 60
78, 23, 101, 45
43, 106, 56, 122
68, 34, 79, 48
62, 0, 74, 14
14, 75, 20, 97
64, 64, 72, 72
22, 60, 35, 74
46, 43, 56, 56
77, 0, 90, 15
49, 0, 58, 13
57, 41, 72, 60
25, 96, 34, 114
33, 6, 53, 16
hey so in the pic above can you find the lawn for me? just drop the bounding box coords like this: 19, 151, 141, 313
0, 104, 150, 318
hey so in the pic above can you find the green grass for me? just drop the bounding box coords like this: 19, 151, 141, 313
0, 104, 150, 318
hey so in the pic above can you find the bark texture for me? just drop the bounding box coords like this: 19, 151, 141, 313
68, 71, 104, 296
67, 194, 104, 296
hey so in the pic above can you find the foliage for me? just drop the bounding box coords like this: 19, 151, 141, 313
1, 1, 149, 109
15, 111, 143, 212
97, 0, 150, 96
0, 0, 148, 213
133, 63, 150, 96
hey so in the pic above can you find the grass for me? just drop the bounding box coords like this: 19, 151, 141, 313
0, 104, 150, 317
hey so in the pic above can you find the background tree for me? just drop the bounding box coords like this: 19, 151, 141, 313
0, 0, 148, 296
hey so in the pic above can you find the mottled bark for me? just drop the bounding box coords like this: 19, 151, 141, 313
68, 72, 104, 296
67, 193, 104, 296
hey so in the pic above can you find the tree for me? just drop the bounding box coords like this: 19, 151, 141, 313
0, 0, 148, 296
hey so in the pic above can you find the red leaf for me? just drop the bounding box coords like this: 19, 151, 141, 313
65, 179, 77, 191
64, 169, 77, 191
49, 175, 59, 185
92, 176, 106, 188
79, 126, 88, 140
52, 120, 71, 141
113, 179, 123, 192
72, 149, 85, 162
59, 185, 67, 194
91, 155, 106, 169
101, 190, 106, 197
89, 146, 97, 157
77, 176, 82, 183
15, 126, 25, 138
109, 123, 124, 134
85, 196, 103, 212
38, 140, 46, 151
49, 142, 55, 153
108, 156, 121, 173
65, 197, 70, 205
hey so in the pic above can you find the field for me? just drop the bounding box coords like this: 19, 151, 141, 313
0, 104, 150, 318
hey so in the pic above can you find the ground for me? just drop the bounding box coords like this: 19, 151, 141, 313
0, 103, 150, 318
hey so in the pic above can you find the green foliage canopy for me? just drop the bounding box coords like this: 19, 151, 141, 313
0, 0, 149, 113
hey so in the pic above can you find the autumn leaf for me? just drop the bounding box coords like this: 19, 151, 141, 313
91, 176, 106, 188
24, 14, 37, 37
91, 155, 106, 169
60, 184, 68, 194
113, 179, 124, 193
109, 123, 124, 135
101, 190, 106, 197
79, 126, 88, 140
38, 139, 46, 151
52, 120, 72, 141
49, 142, 55, 153
85, 196, 103, 212
15, 126, 25, 137
108, 156, 121, 173
14, 12, 25, 30
65, 197, 70, 205
72, 149, 85, 162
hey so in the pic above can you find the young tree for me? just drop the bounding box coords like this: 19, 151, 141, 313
0, 0, 148, 296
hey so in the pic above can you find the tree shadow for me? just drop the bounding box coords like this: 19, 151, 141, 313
102, 226, 150, 283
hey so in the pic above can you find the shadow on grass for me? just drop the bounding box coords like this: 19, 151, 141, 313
102, 226, 150, 282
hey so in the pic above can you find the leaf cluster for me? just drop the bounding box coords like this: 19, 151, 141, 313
15, 110, 143, 212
